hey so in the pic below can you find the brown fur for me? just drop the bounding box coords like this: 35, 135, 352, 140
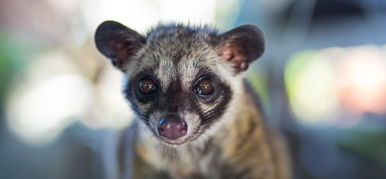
95, 21, 292, 179
118, 81, 291, 179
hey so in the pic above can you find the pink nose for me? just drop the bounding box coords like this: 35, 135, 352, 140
158, 115, 187, 140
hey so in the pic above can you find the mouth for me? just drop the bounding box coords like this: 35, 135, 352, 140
157, 132, 197, 145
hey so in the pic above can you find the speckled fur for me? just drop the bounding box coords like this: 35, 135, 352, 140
95, 22, 291, 179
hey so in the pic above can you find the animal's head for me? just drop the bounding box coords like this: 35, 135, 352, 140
95, 21, 264, 145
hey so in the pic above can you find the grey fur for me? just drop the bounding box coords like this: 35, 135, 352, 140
95, 21, 290, 179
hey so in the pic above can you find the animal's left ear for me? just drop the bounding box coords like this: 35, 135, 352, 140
216, 25, 265, 73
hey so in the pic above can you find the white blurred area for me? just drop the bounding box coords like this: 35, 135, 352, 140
286, 45, 386, 127
5, 0, 242, 145
81, 0, 242, 36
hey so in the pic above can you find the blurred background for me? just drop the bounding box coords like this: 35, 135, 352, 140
0, 0, 386, 178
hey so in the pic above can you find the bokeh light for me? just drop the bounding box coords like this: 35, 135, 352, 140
285, 50, 338, 124
1, 0, 386, 178
285, 45, 386, 127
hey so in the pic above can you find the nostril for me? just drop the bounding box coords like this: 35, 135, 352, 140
158, 116, 187, 140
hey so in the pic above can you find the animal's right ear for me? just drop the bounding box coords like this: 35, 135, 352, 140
95, 21, 145, 72
216, 25, 264, 73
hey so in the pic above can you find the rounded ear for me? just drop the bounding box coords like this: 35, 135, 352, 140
95, 20, 145, 72
216, 25, 265, 73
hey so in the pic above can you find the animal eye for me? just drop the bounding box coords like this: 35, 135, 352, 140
194, 77, 214, 96
139, 78, 157, 95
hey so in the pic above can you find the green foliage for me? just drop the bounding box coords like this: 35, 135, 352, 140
0, 31, 40, 107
